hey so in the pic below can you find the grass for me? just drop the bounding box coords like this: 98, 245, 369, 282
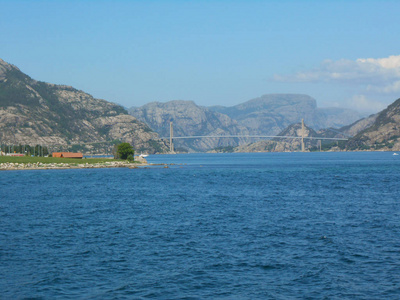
0, 156, 122, 164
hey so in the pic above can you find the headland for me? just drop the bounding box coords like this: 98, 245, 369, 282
0, 156, 154, 171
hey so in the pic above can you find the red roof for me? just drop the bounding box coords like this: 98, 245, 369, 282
52, 152, 83, 158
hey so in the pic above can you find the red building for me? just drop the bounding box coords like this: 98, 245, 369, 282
52, 152, 83, 159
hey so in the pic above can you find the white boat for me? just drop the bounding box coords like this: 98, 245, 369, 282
393, 153, 399, 156
139, 154, 149, 158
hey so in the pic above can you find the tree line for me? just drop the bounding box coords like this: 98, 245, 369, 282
0, 144, 50, 156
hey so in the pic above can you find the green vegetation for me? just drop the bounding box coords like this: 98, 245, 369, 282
0, 156, 117, 164
213, 146, 235, 153
359, 144, 372, 150
263, 142, 277, 151
116, 142, 134, 160
0, 69, 39, 107
33, 82, 85, 137
147, 139, 165, 154
111, 139, 121, 145
142, 126, 153, 133
98, 126, 112, 137
309, 140, 347, 152
174, 147, 189, 153
369, 139, 397, 150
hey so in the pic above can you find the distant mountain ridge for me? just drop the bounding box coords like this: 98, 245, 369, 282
0, 58, 167, 153
209, 94, 362, 132
130, 94, 362, 152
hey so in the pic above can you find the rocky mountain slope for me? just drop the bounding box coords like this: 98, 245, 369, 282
345, 98, 400, 151
317, 115, 376, 139
130, 95, 362, 152
0, 58, 167, 154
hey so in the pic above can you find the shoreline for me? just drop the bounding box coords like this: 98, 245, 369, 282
0, 161, 170, 171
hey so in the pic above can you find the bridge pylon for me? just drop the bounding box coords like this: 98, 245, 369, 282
301, 118, 305, 152
170, 121, 174, 153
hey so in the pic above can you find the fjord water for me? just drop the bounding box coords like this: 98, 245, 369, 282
1, 152, 400, 299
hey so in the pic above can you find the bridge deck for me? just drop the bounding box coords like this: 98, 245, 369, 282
161, 135, 348, 141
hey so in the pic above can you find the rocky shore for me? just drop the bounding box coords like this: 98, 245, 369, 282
0, 161, 149, 171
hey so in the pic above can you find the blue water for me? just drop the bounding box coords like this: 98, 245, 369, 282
1, 152, 400, 299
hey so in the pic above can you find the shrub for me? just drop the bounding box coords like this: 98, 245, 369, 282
116, 143, 134, 160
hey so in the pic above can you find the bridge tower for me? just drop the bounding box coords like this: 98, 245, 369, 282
170, 121, 174, 153
301, 118, 305, 152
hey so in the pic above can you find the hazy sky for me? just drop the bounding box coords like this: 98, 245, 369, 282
1, 0, 400, 114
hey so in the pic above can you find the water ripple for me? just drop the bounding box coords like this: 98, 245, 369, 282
1, 152, 400, 299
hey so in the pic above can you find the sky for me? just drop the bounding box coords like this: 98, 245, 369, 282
1, 0, 400, 114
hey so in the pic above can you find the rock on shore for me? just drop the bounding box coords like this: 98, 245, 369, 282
0, 161, 147, 170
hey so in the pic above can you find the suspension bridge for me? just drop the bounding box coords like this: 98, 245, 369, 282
165, 120, 350, 153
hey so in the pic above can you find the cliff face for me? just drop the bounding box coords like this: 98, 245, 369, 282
130, 94, 362, 152
0, 59, 167, 153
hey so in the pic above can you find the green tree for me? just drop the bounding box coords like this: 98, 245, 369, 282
116, 143, 134, 160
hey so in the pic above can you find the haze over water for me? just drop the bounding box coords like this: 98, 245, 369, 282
1, 152, 400, 299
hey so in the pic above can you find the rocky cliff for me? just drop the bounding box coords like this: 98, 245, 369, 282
0, 58, 168, 154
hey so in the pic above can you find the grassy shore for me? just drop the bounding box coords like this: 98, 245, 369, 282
0, 156, 119, 164
0, 154, 154, 171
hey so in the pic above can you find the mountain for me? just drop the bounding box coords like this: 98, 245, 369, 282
0, 59, 167, 154
316, 114, 378, 141
130, 94, 362, 152
129, 100, 251, 152
345, 98, 400, 151
209, 94, 362, 133
309, 98, 400, 151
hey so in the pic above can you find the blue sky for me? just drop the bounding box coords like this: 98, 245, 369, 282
1, 0, 400, 114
